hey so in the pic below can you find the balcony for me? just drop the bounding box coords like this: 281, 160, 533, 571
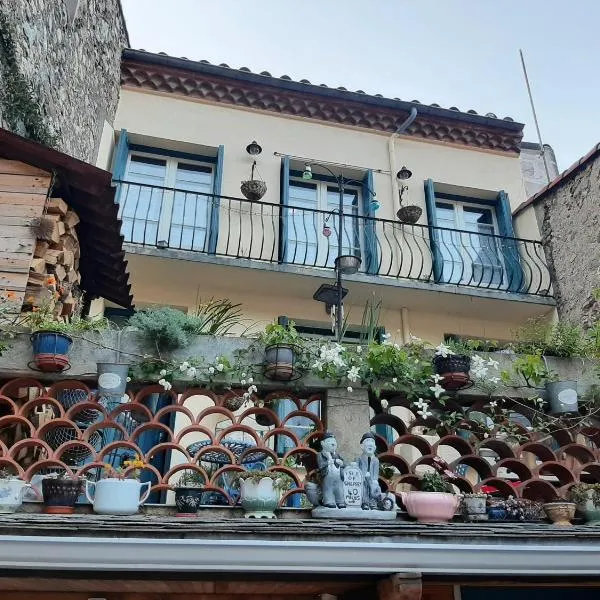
115, 181, 553, 299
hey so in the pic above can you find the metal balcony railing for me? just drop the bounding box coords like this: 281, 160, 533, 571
116, 181, 552, 297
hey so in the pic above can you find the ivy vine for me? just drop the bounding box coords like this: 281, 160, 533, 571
0, 11, 59, 147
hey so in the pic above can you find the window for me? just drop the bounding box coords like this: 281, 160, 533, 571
286, 178, 362, 268
120, 152, 214, 250
279, 157, 379, 274
434, 198, 504, 286
424, 180, 523, 292
112, 131, 225, 254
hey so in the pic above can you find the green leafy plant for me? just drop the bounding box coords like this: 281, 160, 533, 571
259, 320, 302, 347
512, 318, 586, 358
187, 298, 245, 336
175, 470, 205, 488
234, 470, 293, 491
570, 483, 600, 508
502, 353, 551, 388
129, 306, 198, 351
420, 472, 453, 493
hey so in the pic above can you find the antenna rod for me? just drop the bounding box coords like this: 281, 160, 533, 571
520, 49, 551, 183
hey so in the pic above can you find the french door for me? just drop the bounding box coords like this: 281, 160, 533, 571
286, 179, 362, 268
119, 152, 214, 251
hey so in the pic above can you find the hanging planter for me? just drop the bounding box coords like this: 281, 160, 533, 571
432, 354, 472, 391
30, 331, 72, 372
264, 344, 302, 381
397, 205, 422, 224
240, 156, 267, 201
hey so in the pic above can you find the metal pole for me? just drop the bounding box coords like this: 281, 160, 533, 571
336, 177, 344, 342
519, 49, 551, 184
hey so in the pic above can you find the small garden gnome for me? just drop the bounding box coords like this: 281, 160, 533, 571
317, 432, 346, 508
357, 432, 382, 510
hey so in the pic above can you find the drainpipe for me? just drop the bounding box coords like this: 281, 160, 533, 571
400, 307, 410, 345
388, 107, 418, 212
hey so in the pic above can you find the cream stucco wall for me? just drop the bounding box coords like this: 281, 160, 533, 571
106, 88, 553, 345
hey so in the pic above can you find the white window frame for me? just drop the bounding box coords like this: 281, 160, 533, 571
123, 151, 214, 247
434, 197, 506, 287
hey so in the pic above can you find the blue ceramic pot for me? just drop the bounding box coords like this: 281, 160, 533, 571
31, 331, 73, 373
487, 506, 507, 521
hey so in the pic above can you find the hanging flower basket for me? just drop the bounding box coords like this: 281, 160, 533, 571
30, 331, 72, 372
397, 205, 422, 224
241, 180, 267, 201
263, 344, 302, 381
432, 354, 472, 391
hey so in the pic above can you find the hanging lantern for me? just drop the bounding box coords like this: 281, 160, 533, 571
322, 225, 332, 237
370, 199, 380, 211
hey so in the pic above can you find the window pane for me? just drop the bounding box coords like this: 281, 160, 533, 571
287, 183, 320, 266
326, 188, 361, 267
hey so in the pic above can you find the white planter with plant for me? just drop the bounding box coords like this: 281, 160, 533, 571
0, 472, 33, 513
236, 471, 290, 519
462, 493, 488, 521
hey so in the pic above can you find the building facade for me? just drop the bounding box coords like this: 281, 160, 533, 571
0, 0, 128, 163
514, 142, 600, 326
100, 49, 555, 344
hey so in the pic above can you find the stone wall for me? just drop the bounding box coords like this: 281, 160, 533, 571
0, 0, 128, 163
535, 151, 600, 325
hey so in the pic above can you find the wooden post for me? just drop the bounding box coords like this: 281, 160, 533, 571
377, 573, 422, 600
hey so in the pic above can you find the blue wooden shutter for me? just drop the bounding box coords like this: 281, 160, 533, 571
111, 129, 129, 183
207, 144, 224, 254
279, 156, 290, 263
496, 190, 523, 292
424, 179, 443, 282
362, 170, 379, 274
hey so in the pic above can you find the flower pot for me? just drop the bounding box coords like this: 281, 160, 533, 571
432, 354, 471, 391
85, 478, 151, 515
97, 362, 130, 397
400, 491, 460, 523
42, 477, 83, 514
0, 479, 33, 513
263, 344, 299, 381
574, 489, 600, 524
174, 487, 204, 517
463, 494, 488, 521
397, 205, 423, 224
543, 501, 576, 527
545, 381, 578, 414
240, 180, 267, 201
239, 476, 280, 519
30, 331, 72, 372
487, 505, 507, 521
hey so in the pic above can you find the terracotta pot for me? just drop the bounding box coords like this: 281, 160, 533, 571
400, 491, 460, 523
543, 501, 576, 527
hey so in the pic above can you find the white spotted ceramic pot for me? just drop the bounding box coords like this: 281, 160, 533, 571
239, 476, 280, 519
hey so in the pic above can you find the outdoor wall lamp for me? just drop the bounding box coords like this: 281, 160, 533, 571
302, 164, 313, 180
396, 165, 412, 180
246, 140, 262, 156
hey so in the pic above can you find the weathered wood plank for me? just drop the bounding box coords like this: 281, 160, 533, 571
0, 215, 39, 226
0, 203, 44, 217
0, 238, 34, 253
0, 271, 29, 291
0, 174, 51, 194
0, 224, 35, 239
0, 159, 49, 177
0, 193, 46, 206
0, 256, 30, 273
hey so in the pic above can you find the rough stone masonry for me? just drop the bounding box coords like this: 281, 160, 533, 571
0, 0, 128, 163
534, 149, 600, 326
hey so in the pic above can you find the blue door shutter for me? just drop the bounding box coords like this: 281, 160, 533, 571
207, 144, 224, 254
279, 156, 290, 263
496, 190, 523, 292
424, 179, 443, 282
112, 129, 129, 182
362, 170, 379, 274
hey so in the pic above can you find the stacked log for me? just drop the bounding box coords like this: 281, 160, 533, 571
25, 198, 81, 316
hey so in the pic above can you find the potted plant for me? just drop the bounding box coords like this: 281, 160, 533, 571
432, 341, 472, 391
543, 499, 577, 527
570, 484, 600, 524
400, 471, 460, 523
260, 320, 303, 381
85, 456, 151, 515
462, 492, 488, 521
240, 154, 267, 201
235, 470, 292, 519
174, 470, 205, 517
0, 469, 33, 514
41, 472, 84, 514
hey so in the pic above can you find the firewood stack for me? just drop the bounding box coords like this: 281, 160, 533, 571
24, 198, 82, 316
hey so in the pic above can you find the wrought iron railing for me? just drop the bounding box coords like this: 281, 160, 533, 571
116, 181, 552, 296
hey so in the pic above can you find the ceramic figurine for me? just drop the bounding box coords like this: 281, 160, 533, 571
316, 432, 346, 508
357, 432, 383, 509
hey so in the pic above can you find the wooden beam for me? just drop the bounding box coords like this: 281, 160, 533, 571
0, 158, 50, 177
0, 174, 51, 194
0, 192, 46, 206
377, 574, 422, 600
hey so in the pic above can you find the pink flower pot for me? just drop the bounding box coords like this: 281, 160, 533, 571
400, 491, 460, 523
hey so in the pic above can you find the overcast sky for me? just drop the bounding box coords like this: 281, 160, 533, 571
121, 0, 600, 170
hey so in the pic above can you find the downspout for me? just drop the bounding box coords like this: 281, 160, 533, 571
400, 307, 410, 345
388, 107, 418, 213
